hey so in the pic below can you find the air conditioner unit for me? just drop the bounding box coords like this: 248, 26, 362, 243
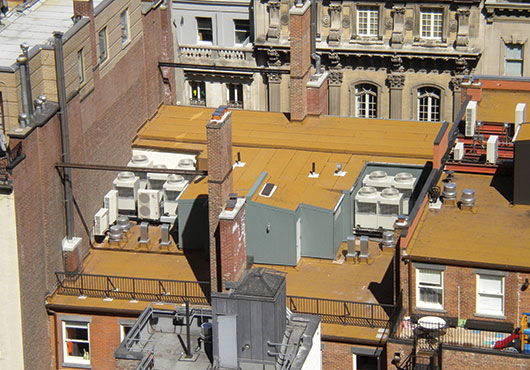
391, 172, 416, 215
487, 135, 499, 164
465, 101, 477, 137
513, 103, 527, 141
453, 141, 465, 161
104, 189, 118, 224
147, 165, 169, 191
163, 174, 189, 216
113, 172, 140, 212
378, 187, 402, 230
94, 208, 109, 236
137, 189, 161, 221
128, 154, 153, 189
362, 170, 392, 191
355, 186, 379, 229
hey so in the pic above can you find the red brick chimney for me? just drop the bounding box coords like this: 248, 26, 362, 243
219, 194, 247, 287
289, 1, 311, 121
307, 71, 329, 116
207, 106, 234, 292
73, 0, 98, 66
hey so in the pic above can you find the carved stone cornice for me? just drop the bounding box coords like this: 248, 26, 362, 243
267, 49, 282, 67
387, 73, 405, 89
455, 57, 470, 75
390, 55, 405, 73
328, 52, 342, 70
450, 76, 464, 92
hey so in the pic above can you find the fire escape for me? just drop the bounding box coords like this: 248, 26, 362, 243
393, 324, 443, 370
0, 137, 25, 193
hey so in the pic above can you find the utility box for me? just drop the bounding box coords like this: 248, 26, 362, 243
465, 101, 477, 137
487, 135, 499, 164
454, 141, 465, 161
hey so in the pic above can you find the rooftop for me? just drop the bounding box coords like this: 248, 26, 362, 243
474, 88, 530, 124
407, 173, 530, 269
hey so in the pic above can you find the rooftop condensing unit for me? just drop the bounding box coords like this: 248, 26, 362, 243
104, 189, 118, 225
391, 172, 416, 215
378, 187, 402, 230
163, 174, 188, 217
178, 158, 197, 181
137, 189, 161, 221
127, 154, 153, 189
362, 170, 392, 191
487, 135, 499, 164
355, 186, 379, 229
453, 141, 465, 161
94, 208, 109, 236
113, 171, 140, 212
147, 164, 169, 191
465, 101, 477, 137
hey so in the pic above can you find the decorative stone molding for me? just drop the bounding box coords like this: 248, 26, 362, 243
267, 72, 282, 84
267, 0, 281, 41
391, 55, 405, 73
322, 15, 330, 27
328, 2, 342, 45
328, 52, 342, 70
342, 16, 350, 28
455, 57, 470, 75
387, 73, 405, 89
450, 76, 464, 92
455, 8, 470, 47
385, 17, 393, 31
391, 6, 406, 46
329, 70, 343, 86
267, 49, 282, 67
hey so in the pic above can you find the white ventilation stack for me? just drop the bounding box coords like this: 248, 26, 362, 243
355, 186, 379, 229
137, 189, 161, 221
104, 189, 118, 225
163, 174, 188, 217
94, 208, 109, 236
391, 172, 416, 215
127, 154, 152, 189
362, 171, 392, 191
513, 103, 527, 142
465, 101, 477, 137
487, 135, 499, 164
113, 171, 140, 212
378, 187, 402, 230
453, 141, 465, 161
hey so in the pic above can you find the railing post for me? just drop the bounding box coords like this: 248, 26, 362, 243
80, 273, 84, 296
185, 282, 188, 301
370, 304, 374, 327
132, 278, 136, 301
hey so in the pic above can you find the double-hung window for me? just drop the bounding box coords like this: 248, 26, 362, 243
416, 268, 443, 310
355, 84, 377, 118
63, 321, 90, 365
418, 87, 441, 122
420, 9, 443, 40
98, 27, 108, 63
505, 44, 523, 77
120, 9, 130, 45
357, 6, 379, 37
476, 274, 504, 316
197, 17, 213, 44
234, 20, 250, 46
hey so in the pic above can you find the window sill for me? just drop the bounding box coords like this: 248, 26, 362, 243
412, 39, 448, 48
61, 362, 91, 369
474, 313, 506, 320
121, 39, 131, 49
350, 36, 384, 45
414, 306, 446, 314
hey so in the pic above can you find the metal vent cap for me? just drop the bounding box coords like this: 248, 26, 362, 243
117, 171, 135, 180
368, 170, 388, 181
131, 154, 149, 165
381, 187, 400, 198
460, 189, 476, 206
358, 186, 377, 196
442, 182, 457, 200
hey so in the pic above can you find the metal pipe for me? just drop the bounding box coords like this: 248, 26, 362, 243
55, 162, 207, 176
20, 42, 33, 116
185, 300, 191, 357
16, 56, 31, 116
54, 32, 75, 240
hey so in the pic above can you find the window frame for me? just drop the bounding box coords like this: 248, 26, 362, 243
476, 274, 505, 317
77, 49, 85, 85
357, 6, 379, 37
234, 19, 250, 46
62, 321, 91, 366
226, 83, 243, 109
417, 87, 441, 122
351, 4, 383, 41
189, 81, 206, 106
98, 27, 109, 64
120, 8, 130, 45
504, 43, 524, 77
416, 267, 444, 310
196, 17, 213, 45
420, 8, 443, 40
355, 84, 378, 118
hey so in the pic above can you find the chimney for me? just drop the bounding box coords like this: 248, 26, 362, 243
73, 0, 94, 19
219, 194, 247, 289
289, 0, 311, 121
207, 106, 234, 292
306, 54, 329, 116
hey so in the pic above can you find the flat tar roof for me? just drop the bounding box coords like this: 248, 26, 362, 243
407, 173, 530, 270
476, 89, 530, 124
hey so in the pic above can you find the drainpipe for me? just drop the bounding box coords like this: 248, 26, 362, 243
16, 56, 31, 117
53, 32, 75, 239
20, 42, 33, 116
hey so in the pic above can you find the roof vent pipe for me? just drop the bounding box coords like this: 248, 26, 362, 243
16, 56, 31, 117
34, 97, 43, 113
312, 53, 322, 75
39, 95, 47, 109
442, 182, 457, 200
18, 112, 28, 129
460, 189, 476, 207
20, 42, 33, 116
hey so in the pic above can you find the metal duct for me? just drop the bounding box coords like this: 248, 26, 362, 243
16, 56, 31, 117
20, 43, 33, 116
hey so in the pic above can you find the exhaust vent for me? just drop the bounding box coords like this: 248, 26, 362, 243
442, 182, 457, 201
460, 189, 476, 207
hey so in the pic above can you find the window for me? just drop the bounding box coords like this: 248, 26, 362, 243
62, 321, 90, 365
505, 44, 523, 77
98, 27, 108, 63
197, 17, 213, 44
476, 274, 504, 316
234, 19, 250, 45
357, 6, 379, 37
227, 83, 243, 108
416, 268, 443, 310
120, 324, 133, 342
418, 87, 441, 122
420, 9, 443, 40
77, 49, 84, 84
120, 9, 130, 44
355, 84, 377, 118
190, 81, 206, 106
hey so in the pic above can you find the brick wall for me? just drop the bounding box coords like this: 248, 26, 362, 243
442, 348, 530, 369
386, 339, 413, 369
307, 76, 329, 116
219, 201, 247, 286
207, 110, 234, 292
322, 341, 352, 370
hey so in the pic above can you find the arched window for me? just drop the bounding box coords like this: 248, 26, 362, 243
417, 87, 441, 122
355, 84, 377, 118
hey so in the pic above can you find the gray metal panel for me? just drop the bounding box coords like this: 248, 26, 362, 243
238, 299, 252, 360
218, 315, 238, 369
178, 197, 209, 250
514, 140, 530, 205
250, 300, 263, 360
299, 204, 334, 259
245, 201, 297, 265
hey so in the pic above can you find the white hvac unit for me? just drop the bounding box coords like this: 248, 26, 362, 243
362, 171, 392, 191
513, 103, 527, 142
355, 186, 379, 229
147, 165, 169, 191
163, 174, 188, 216
378, 187, 402, 230
113, 171, 140, 212
487, 135, 499, 164
104, 189, 118, 225
453, 141, 465, 161
128, 154, 153, 189
465, 101, 477, 137
178, 158, 197, 181
94, 208, 109, 236
137, 189, 161, 221
391, 172, 416, 215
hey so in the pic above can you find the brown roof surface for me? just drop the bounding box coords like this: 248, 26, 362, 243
407, 173, 530, 269
477, 89, 530, 124
515, 123, 530, 141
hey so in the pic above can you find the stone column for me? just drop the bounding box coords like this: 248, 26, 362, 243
328, 70, 343, 116
267, 72, 282, 112
388, 73, 405, 119
391, 6, 405, 47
